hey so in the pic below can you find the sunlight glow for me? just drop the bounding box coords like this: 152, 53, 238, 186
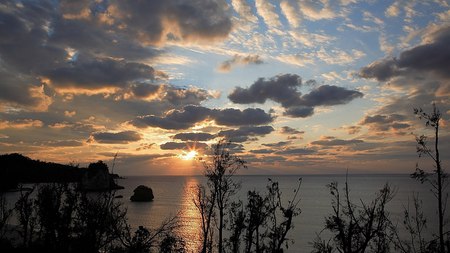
179, 150, 198, 160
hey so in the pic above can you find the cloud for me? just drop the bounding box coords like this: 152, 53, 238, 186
249, 148, 274, 154
228, 74, 303, 107
0, 71, 52, 111
280, 1, 301, 28
385, 2, 400, 17
112, 0, 232, 44
316, 48, 366, 65
231, 0, 258, 23
218, 125, 274, 142
218, 54, 264, 72
130, 83, 161, 99
311, 136, 364, 146
0, 0, 232, 110
280, 126, 304, 135
299, 0, 337, 21
262, 141, 291, 148
160, 141, 208, 151
0, 119, 44, 130
173, 132, 216, 141
283, 106, 315, 118
45, 140, 84, 147
45, 56, 155, 90
342, 125, 362, 135
229, 74, 363, 117
131, 106, 274, 130
136, 143, 156, 151
289, 30, 336, 48
90, 130, 142, 144
164, 86, 216, 106
359, 114, 411, 132
300, 85, 363, 106
255, 0, 282, 29
275, 147, 316, 155
359, 25, 450, 82
214, 108, 274, 126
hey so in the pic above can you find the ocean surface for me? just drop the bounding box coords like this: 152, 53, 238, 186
115, 174, 440, 252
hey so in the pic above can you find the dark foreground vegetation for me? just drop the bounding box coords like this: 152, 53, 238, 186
0, 105, 448, 253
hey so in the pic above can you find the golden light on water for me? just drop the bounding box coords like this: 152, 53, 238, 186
179, 177, 203, 252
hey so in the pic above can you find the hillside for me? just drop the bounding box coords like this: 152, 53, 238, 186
0, 153, 84, 191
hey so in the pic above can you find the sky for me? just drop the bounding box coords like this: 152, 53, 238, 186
0, 0, 449, 175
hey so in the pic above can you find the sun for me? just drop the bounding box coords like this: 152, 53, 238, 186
180, 150, 198, 160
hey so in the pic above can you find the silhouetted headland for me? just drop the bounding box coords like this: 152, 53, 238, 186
0, 153, 123, 192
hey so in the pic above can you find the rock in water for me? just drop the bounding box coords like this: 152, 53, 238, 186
130, 185, 154, 202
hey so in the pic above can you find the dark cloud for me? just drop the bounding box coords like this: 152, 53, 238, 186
249, 149, 274, 154
218, 126, 274, 142
262, 141, 291, 148
112, 0, 232, 44
218, 54, 264, 72
359, 114, 411, 132
131, 83, 161, 98
359, 25, 450, 82
90, 130, 142, 144
131, 106, 273, 130
0, 0, 230, 110
45, 56, 155, 89
228, 74, 363, 118
50, 17, 161, 61
164, 86, 213, 106
160, 141, 208, 150
275, 148, 316, 155
300, 85, 363, 107
0, 71, 51, 111
131, 106, 212, 130
214, 108, 274, 126
311, 137, 364, 146
283, 106, 315, 118
280, 126, 304, 135
358, 58, 399, 82
228, 74, 303, 107
173, 132, 216, 141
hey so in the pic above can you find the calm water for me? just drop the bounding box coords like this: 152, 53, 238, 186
115, 174, 441, 252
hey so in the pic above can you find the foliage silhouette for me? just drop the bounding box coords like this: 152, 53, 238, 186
411, 104, 448, 253
312, 179, 395, 253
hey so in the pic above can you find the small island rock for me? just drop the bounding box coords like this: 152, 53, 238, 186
130, 185, 154, 202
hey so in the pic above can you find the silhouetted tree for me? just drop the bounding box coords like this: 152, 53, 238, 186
225, 178, 302, 253
35, 183, 79, 252
117, 216, 182, 253
73, 191, 127, 253
194, 184, 216, 253
412, 104, 448, 253
244, 190, 269, 253
203, 140, 246, 253
266, 178, 302, 253
392, 194, 437, 253
226, 200, 246, 253
0, 192, 12, 241
15, 185, 37, 248
312, 180, 395, 253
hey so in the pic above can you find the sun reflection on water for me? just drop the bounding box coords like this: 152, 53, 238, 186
178, 177, 203, 252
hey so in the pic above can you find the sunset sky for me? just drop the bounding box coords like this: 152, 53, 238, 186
0, 0, 449, 175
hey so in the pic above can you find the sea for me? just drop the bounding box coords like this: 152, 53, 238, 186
116, 174, 440, 252
3, 174, 443, 252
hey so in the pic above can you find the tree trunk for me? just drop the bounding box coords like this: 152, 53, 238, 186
435, 123, 445, 253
